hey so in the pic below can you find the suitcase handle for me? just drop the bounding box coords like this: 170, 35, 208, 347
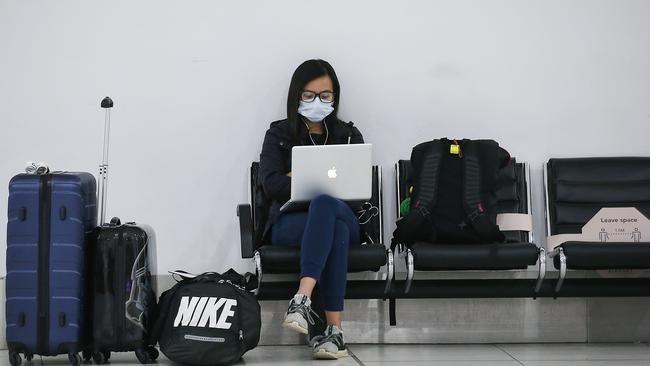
98, 96, 114, 225
19, 207, 27, 221
101, 97, 114, 108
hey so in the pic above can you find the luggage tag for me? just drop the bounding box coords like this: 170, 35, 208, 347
450, 140, 462, 157
25, 161, 51, 175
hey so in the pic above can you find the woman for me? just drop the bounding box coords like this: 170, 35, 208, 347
259, 59, 363, 359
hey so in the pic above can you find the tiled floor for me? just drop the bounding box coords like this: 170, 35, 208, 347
3, 343, 650, 365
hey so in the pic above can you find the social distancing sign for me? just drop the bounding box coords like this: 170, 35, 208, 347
546, 207, 650, 250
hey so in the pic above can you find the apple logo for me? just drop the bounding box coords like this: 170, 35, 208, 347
327, 167, 337, 179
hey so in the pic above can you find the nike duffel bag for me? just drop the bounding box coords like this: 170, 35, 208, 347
151, 270, 261, 366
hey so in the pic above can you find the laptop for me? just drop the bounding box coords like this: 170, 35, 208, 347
280, 144, 373, 212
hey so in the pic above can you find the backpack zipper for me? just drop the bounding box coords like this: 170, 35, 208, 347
236, 286, 245, 346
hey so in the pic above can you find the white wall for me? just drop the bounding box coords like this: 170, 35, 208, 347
1, 0, 649, 276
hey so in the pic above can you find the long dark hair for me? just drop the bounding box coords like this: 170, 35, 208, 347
286, 59, 341, 144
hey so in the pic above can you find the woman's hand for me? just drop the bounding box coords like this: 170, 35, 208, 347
286, 172, 292, 177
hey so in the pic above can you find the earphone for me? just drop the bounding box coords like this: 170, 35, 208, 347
302, 119, 329, 145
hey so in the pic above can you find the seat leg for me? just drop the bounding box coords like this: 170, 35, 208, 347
254, 251, 262, 296
384, 249, 394, 295
554, 248, 566, 293
405, 249, 414, 294
534, 247, 547, 295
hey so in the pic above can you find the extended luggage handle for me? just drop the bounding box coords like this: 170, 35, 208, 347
98, 96, 114, 225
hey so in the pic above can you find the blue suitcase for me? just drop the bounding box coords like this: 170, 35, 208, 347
6, 172, 97, 365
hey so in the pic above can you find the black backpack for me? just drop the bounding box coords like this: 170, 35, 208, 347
393, 138, 510, 246
150, 270, 261, 366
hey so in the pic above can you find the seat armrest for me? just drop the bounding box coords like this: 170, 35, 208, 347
237, 204, 255, 258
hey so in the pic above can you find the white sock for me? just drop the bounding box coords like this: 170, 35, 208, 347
292, 293, 311, 307
326, 325, 343, 338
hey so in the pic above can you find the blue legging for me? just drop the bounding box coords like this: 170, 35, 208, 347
272, 194, 360, 311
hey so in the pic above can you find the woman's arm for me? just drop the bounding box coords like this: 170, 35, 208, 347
259, 129, 291, 202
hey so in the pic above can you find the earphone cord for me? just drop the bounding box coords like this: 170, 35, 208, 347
303, 119, 329, 145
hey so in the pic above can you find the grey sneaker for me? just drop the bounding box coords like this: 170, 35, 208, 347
312, 325, 348, 359
282, 294, 320, 335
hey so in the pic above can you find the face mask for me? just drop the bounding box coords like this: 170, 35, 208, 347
298, 100, 334, 123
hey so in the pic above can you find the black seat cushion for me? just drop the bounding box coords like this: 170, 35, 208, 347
411, 242, 539, 271
258, 244, 387, 274
554, 242, 650, 270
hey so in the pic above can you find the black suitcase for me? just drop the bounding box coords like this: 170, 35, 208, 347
91, 218, 158, 364
89, 97, 159, 364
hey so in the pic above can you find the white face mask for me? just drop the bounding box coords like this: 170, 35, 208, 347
298, 100, 334, 123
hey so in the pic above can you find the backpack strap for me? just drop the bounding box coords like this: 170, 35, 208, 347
391, 140, 445, 249
413, 139, 445, 211
461, 140, 505, 243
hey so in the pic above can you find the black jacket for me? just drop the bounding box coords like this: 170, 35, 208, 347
259, 118, 364, 240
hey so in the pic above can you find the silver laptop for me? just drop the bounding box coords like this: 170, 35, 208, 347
280, 144, 372, 212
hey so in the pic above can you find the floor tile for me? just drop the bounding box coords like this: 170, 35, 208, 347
236, 345, 359, 365
348, 344, 512, 362
0, 347, 359, 366
522, 362, 650, 366
499, 343, 650, 361
0, 351, 151, 365
364, 362, 522, 366
4, 344, 650, 365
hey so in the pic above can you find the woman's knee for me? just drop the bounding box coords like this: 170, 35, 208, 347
310, 194, 338, 212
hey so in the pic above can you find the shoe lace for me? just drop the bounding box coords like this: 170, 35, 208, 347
313, 331, 343, 349
288, 301, 322, 325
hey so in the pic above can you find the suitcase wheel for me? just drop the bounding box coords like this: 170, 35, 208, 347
92, 351, 110, 364
135, 347, 153, 364
82, 350, 92, 362
68, 353, 82, 366
8, 351, 21, 366
147, 346, 159, 361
